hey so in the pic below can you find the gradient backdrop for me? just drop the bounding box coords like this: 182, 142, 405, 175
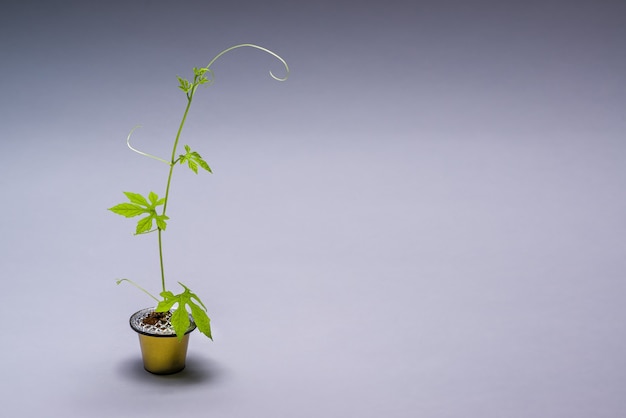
1, 0, 625, 417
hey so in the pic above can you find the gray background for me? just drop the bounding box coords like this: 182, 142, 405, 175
1, 0, 624, 417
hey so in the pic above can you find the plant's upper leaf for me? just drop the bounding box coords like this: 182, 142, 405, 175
179, 145, 212, 175
177, 76, 192, 93
192, 153, 212, 172
193, 67, 207, 76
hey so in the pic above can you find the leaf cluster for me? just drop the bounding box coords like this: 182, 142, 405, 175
177, 67, 213, 98
108, 191, 169, 234
178, 145, 212, 174
155, 282, 212, 340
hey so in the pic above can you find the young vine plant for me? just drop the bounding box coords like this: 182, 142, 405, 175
109, 44, 289, 340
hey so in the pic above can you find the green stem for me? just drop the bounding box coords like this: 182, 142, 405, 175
157, 84, 197, 293
158, 229, 166, 293
163, 94, 194, 214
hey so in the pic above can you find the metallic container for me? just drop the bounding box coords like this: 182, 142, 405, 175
129, 307, 196, 374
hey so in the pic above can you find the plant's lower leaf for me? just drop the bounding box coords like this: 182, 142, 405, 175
189, 303, 212, 340
158, 283, 213, 340
171, 307, 190, 341
155, 295, 176, 312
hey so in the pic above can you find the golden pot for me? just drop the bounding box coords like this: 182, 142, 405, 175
129, 308, 196, 375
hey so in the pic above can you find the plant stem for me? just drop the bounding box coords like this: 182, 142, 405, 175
158, 229, 166, 293
163, 94, 194, 214
157, 85, 197, 293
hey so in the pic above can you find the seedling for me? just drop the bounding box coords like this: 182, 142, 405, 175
109, 44, 289, 340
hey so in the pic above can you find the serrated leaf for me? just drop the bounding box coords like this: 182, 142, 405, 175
187, 289, 208, 311
189, 303, 212, 339
179, 145, 212, 174
155, 214, 169, 230
196, 157, 212, 173
190, 152, 212, 173
171, 307, 191, 339
109, 191, 167, 234
177, 76, 191, 92
154, 298, 177, 312
136, 215, 154, 234
108, 203, 148, 218
124, 191, 149, 207
154, 283, 212, 340
156, 291, 177, 309
193, 67, 208, 77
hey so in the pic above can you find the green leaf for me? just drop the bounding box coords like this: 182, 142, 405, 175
189, 302, 212, 339
155, 214, 169, 230
178, 145, 212, 175
193, 67, 207, 76
108, 203, 147, 218
109, 191, 167, 234
124, 191, 149, 207
192, 153, 212, 172
136, 215, 154, 234
155, 291, 177, 312
171, 307, 191, 338
177, 76, 192, 93
155, 283, 212, 340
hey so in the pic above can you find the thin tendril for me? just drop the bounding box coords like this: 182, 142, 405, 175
205, 43, 290, 82
116, 278, 160, 302
126, 126, 170, 165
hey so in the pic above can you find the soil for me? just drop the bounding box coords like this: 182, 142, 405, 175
141, 310, 171, 326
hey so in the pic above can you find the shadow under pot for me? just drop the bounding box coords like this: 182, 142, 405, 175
129, 307, 197, 375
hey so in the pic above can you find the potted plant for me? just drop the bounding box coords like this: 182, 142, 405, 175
109, 44, 289, 374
